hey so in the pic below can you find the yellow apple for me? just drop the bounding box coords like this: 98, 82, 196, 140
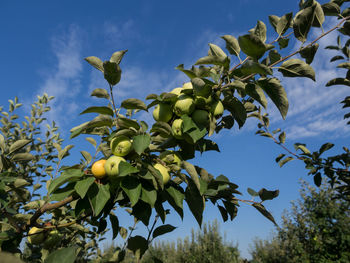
28, 227, 45, 245
104, 156, 126, 177
91, 159, 107, 179
192, 109, 209, 127
170, 87, 183, 96
172, 119, 184, 139
153, 103, 173, 122
174, 95, 195, 116
211, 100, 224, 117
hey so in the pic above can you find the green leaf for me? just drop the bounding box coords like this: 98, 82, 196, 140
166, 186, 184, 210
300, 44, 319, 64
319, 142, 334, 155
182, 161, 200, 191
48, 169, 83, 194
152, 224, 176, 239
293, 5, 317, 42
294, 143, 311, 154
80, 106, 114, 116
74, 177, 95, 199
13, 178, 30, 188
118, 161, 139, 177
337, 62, 350, 69
326, 78, 350, 87
258, 188, 280, 202
51, 183, 75, 201
218, 205, 228, 222
276, 12, 293, 36
269, 50, 282, 65
238, 34, 266, 59
268, 15, 280, 32
312, 2, 325, 28
132, 201, 152, 226
85, 56, 104, 72
322, 2, 340, 16
246, 83, 267, 108
185, 179, 205, 226
127, 236, 148, 260
275, 153, 285, 163
45, 247, 77, 263
109, 213, 119, 239
279, 131, 286, 144
208, 43, 227, 58
9, 139, 31, 154
221, 35, 240, 56
237, 60, 273, 76
278, 38, 289, 49
222, 97, 246, 128
121, 98, 147, 111
247, 187, 259, 197
91, 88, 110, 99
258, 78, 289, 119
175, 64, 197, 79
314, 172, 322, 187
80, 151, 92, 163
132, 134, 151, 155
58, 145, 74, 160
117, 117, 140, 130
252, 203, 277, 226
110, 50, 128, 64
121, 176, 141, 206
195, 55, 228, 66
279, 156, 294, 167
12, 153, 34, 162
88, 183, 110, 216
140, 187, 157, 208
253, 20, 267, 43
278, 59, 315, 81
103, 61, 121, 86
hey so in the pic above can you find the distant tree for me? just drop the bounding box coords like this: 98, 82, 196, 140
249, 181, 350, 263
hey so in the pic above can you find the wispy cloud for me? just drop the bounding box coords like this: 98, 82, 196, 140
35, 25, 83, 127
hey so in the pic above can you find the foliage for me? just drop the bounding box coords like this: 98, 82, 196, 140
249, 181, 350, 263
0, 0, 349, 262
99, 220, 243, 263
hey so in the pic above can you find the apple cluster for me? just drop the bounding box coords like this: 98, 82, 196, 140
27, 227, 61, 249
153, 78, 224, 143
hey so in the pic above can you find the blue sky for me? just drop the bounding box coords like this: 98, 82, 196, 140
1, 0, 349, 259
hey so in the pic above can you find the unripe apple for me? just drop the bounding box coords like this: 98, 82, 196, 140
172, 119, 184, 139
170, 87, 183, 96
211, 100, 224, 117
192, 77, 211, 97
91, 159, 107, 179
194, 95, 212, 109
174, 95, 195, 116
104, 156, 126, 177
192, 109, 209, 127
154, 163, 170, 185
160, 151, 182, 167
153, 103, 173, 122
28, 227, 45, 245
110, 135, 132, 157
43, 229, 61, 249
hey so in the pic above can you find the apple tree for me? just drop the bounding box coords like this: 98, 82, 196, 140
0, 0, 349, 262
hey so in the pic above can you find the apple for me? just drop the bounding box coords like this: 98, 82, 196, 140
160, 151, 182, 167
192, 78, 211, 97
211, 100, 224, 117
194, 95, 212, 109
28, 227, 45, 245
153, 103, 173, 122
172, 119, 184, 139
154, 163, 170, 185
43, 229, 61, 249
110, 135, 132, 157
192, 109, 209, 127
174, 95, 195, 116
170, 87, 183, 96
91, 159, 107, 179
104, 156, 126, 177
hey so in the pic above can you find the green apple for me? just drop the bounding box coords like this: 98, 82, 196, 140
172, 119, 184, 139
194, 95, 212, 109
211, 100, 224, 117
154, 163, 170, 185
174, 95, 195, 116
170, 87, 183, 96
43, 229, 61, 249
192, 78, 211, 97
153, 103, 173, 122
110, 136, 132, 157
28, 227, 45, 245
160, 151, 182, 166
104, 156, 126, 177
192, 109, 209, 127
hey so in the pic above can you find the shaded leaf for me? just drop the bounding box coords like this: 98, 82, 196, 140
326, 78, 350, 87
300, 43, 319, 64
247, 187, 259, 197
121, 98, 147, 111
238, 34, 266, 59
279, 156, 294, 167
74, 177, 95, 199
48, 169, 83, 194
91, 88, 109, 99
127, 236, 148, 260
293, 5, 316, 42
152, 224, 176, 239
278, 59, 315, 81
258, 188, 280, 202
110, 213, 119, 239
45, 247, 77, 263
221, 35, 240, 56
246, 83, 267, 108
80, 106, 113, 116
252, 203, 277, 226
276, 12, 293, 36
132, 134, 151, 155
121, 176, 141, 206
9, 140, 31, 154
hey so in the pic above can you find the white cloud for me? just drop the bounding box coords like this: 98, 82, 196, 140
35, 25, 83, 127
